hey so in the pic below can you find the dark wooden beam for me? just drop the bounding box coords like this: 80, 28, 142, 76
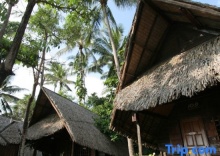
154, 0, 220, 17
142, 0, 172, 24
132, 113, 143, 156
179, 7, 203, 29
192, 27, 220, 36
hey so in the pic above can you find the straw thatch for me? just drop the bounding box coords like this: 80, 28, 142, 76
27, 114, 64, 140
0, 116, 22, 146
120, 0, 220, 89
28, 88, 128, 156
115, 36, 220, 111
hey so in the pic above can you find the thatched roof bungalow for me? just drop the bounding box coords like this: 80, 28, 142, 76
0, 116, 22, 156
110, 0, 220, 154
26, 88, 128, 156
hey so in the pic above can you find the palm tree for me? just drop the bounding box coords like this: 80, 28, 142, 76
90, 25, 135, 156
44, 61, 74, 92
0, 76, 26, 116
12, 94, 35, 120
57, 10, 101, 105
90, 25, 126, 80
86, 0, 137, 80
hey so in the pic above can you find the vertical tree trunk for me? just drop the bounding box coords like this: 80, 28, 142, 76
40, 31, 48, 87
0, 0, 36, 86
101, 5, 121, 81
101, 2, 135, 155
19, 45, 46, 156
19, 78, 37, 156
0, 3, 13, 40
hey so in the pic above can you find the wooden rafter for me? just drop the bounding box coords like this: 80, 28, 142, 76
179, 7, 203, 29
154, 0, 220, 17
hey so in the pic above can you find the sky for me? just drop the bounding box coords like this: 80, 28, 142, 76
6, 0, 220, 101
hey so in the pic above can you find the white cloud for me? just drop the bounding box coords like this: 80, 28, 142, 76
85, 74, 104, 97
11, 65, 34, 98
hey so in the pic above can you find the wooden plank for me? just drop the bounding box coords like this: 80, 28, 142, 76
153, 0, 220, 17
135, 113, 143, 156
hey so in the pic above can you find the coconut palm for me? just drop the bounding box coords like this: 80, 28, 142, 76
90, 25, 126, 79
0, 76, 26, 116
90, 24, 135, 156
86, 0, 137, 80
44, 61, 74, 92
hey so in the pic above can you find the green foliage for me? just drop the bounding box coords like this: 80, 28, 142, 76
0, 21, 39, 67
1, 21, 19, 39
12, 94, 36, 121
0, 76, 26, 117
0, 2, 7, 21
87, 93, 121, 141
29, 5, 61, 48
45, 61, 74, 92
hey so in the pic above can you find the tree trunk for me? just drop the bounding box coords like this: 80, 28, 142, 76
19, 79, 37, 156
19, 44, 46, 156
0, 3, 13, 41
101, 2, 135, 155
40, 31, 48, 87
127, 138, 135, 156
101, 5, 121, 81
0, 0, 36, 86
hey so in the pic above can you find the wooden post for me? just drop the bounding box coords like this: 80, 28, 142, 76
132, 113, 142, 156
71, 142, 74, 156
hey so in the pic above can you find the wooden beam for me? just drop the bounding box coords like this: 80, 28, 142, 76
154, 0, 220, 17
142, 0, 172, 23
132, 113, 143, 156
137, 120, 143, 156
71, 142, 74, 156
179, 7, 203, 29
192, 27, 220, 36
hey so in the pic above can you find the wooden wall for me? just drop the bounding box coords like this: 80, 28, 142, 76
0, 144, 19, 156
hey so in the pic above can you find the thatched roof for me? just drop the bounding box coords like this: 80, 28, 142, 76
0, 116, 22, 146
28, 88, 128, 156
27, 114, 64, 140
120, 0, 220, 89
114, 36, 220, 111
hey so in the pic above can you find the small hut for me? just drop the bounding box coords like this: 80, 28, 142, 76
110, 0, 220, 154
26, 87, 128, 156
0, 116, 22, 156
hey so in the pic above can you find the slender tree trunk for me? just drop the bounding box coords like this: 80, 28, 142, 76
19, 45, 46, 156
40, 31, 48, 87
19, 78, 37, 156
0, 0, 36, 86
101, 3, 135, 156
101, 5, 121, 81
0, 3, 13, 41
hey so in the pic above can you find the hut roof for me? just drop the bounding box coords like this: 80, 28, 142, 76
27, 114, 64, 140
0, 116, 22, 146
110, 0, 220, 145
114, 36, 220, 111
27, 88, 128, 156
121, 0, 220, 89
